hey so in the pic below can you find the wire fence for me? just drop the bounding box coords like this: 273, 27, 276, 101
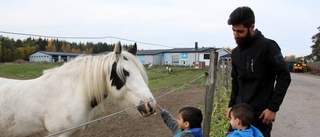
208, 59, 232, 137
2, 29, 234, 137
46, 60, 232, 137
203, 50, 232, 137
0, 30, 175, 48
46, 74, 206, 137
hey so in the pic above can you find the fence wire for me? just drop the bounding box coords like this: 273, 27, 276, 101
46, 73, 206, 137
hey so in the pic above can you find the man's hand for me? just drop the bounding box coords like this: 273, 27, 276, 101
259, 108, 276, 125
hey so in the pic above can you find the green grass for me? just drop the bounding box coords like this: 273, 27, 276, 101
0, 62, 63, 79
210, 89, 230, 137
0, 63, 230, 136
146, 66, 207, 92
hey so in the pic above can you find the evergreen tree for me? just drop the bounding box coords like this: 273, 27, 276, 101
38, 38, 47, 51
15, 39, 23, 48
0, 42, 2, 59
0, 35, 126, 62
308, 26, 320, 61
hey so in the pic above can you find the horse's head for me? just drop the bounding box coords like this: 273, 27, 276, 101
107, 42, 156, 116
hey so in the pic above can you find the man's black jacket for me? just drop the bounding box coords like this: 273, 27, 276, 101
229, 29, 291, 114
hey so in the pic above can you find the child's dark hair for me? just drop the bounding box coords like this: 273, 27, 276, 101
179, 107, 203, 128
230, 103, 253, 126
227, 6, 255, 27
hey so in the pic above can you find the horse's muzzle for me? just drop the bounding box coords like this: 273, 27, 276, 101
137, 99, 156, 117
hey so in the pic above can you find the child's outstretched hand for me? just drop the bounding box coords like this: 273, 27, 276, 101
157, 105, 163, 112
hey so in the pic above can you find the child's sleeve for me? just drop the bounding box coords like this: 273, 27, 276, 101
160, 109, 180, 135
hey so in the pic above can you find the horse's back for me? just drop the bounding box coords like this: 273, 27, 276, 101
0, 78, 20, 97
0, 77, 48, 136
0, 76, 89, 136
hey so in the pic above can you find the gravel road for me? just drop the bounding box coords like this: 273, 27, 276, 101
272, 73, 320, 137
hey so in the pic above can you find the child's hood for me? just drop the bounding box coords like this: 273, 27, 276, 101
189, 128, 203, 137
250, 125, 264, 137
231, 125, 263, 137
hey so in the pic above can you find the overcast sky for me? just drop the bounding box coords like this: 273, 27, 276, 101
1, 0, 319, 57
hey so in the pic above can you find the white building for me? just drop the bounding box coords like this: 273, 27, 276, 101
29, 51, 84, 62
137, 46, 231, 67
29, 46, 231, 66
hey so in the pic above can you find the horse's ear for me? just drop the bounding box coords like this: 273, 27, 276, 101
128, 43, 137, 55
114, 41, 122, 55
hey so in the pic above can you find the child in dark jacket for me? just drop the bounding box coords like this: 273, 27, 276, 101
227, 103, 264, 137
158, 105, 203, 137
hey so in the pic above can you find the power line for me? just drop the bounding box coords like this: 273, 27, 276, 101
0, 30, 174, 48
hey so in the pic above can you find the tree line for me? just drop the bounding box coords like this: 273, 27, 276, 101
284, 26, 320, 63
0, 36, 132, 62
1, 26, 319, 63
308, 26, 320, 61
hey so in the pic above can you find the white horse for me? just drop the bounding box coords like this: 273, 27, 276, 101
0, 42, 157, 137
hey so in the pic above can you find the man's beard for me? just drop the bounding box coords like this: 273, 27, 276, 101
235, 29, 252, 46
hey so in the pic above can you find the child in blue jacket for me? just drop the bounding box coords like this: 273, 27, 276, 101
158, 105, 203, 137
227, 103, 264, 137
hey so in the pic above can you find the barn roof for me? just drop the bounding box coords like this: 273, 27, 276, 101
37, 51, 85, 56
165, 47, 215, 53
137, 49, 168, 55
136, 47, 216, 55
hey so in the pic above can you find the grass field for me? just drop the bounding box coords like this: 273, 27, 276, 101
0, 62, 63, 79
146, 66, 208, 92
0, 63, 208, 92
0, 62, 230, 136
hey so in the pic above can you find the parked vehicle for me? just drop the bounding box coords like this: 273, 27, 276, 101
293, 62, 307, 72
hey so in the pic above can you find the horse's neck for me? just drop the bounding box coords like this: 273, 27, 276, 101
81, 56, 111, 107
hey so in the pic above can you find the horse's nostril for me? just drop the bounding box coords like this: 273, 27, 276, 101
147, 102, 151, 108
149, 106, 154, 114
148, 102, 150, 105
137, 100, 147, 114
137, 100, 157, 116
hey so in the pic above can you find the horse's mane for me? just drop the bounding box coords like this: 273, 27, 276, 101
43, 51, 148, 106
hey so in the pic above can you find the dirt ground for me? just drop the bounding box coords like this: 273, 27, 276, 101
70, 73, 320, 137
81, 85, 206, 137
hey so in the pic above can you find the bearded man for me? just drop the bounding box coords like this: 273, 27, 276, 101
225, 6, 291, 137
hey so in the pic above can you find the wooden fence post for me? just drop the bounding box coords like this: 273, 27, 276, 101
203, 50, 218, 137
222, 59, 225, 89
225, 60, 231, 96
216, 61, 221, 111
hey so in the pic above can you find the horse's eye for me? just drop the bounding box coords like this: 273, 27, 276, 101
110, 62, 130, 90
123, 69, 129, 77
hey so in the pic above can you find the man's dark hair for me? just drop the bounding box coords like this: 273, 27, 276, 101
227, 6, 255, 27
230, 103, 254, 126
179, 107, 203, 128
